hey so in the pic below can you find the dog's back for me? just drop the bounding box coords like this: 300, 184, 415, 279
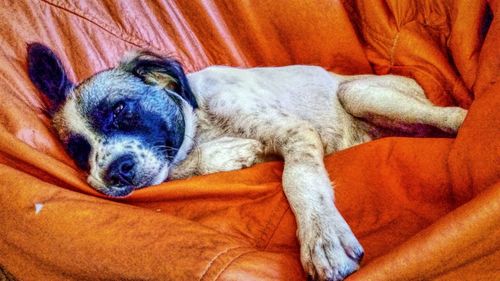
188, 65, 372, 153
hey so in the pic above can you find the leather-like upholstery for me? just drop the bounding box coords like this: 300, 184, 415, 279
0, 1, 498, 280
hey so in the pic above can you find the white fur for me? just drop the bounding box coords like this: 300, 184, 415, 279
65, 63, 467, 281
166, 65, 467, 281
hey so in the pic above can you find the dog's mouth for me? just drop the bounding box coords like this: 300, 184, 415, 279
103, 185, 136, 198
87, 161, 170, 198
87, 177, 155, 198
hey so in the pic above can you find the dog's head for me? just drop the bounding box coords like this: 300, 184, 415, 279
27, 43, 197, 197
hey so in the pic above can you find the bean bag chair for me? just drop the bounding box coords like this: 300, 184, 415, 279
0, 1, 498, 280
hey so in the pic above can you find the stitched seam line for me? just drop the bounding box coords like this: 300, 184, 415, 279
256, 194, 291, 249
199, 247, 253, 281
255, 191, 289, 248
198, 247, 243, 281
390, 32, 400, 66
264, 205, 291, 250
39, 0, 157, 49
213, 250, 257, 281
361, 20, 395, 45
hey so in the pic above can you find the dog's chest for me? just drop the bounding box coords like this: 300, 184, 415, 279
188, 65, 370, 153
194, 109, 234, 143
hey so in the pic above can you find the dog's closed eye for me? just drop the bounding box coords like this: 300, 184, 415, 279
112, 102, 125, 118
110, 100, 140, 130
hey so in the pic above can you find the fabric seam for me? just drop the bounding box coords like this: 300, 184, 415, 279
263, 204, 291, 250
389, 32, 400, 66
199, 247, 255, 281
39, 0, 157, 49
213, 249, 258, 281
256, 191, 290, 248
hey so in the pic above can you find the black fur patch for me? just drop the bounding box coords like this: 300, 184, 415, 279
66, 134, 91, 171
27, 43, 74, 114
89, 95, 184, 160
121, 51, 198, 109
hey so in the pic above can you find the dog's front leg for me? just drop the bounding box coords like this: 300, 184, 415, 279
205, 90, 363, 280
278, 123, 364, 281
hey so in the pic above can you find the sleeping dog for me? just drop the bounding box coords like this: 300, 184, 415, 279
27, 43, 467, 281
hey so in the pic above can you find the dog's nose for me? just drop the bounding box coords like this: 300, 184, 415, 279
105, 154, 136, 187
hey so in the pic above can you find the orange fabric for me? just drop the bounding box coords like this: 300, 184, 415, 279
0, 1, 499, 280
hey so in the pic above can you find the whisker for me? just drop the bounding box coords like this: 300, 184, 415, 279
153, 145, 180, 152
151, 144, 180, 161
184, 134, 199, 146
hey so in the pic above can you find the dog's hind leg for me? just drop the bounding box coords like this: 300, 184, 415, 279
338, 75, 468, 134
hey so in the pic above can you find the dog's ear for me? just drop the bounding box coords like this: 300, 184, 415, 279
119, 51, 198, 108
27, 43, 74, 114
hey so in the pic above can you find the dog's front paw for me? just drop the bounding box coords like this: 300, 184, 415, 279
198, 137, 263, 174
299, 217, 363, 281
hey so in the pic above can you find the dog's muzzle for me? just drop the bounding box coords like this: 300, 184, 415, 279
88, 138, 169, 197
104, 153, 136, 188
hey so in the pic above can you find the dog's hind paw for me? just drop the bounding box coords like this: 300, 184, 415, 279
436, 107, 468, 134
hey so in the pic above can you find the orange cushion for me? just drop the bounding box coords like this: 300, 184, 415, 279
0, 1, 498, 280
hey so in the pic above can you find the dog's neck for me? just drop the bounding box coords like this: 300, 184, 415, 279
170, 98, 198, 166
167, 97, 238, 179
193, 108, 233, 143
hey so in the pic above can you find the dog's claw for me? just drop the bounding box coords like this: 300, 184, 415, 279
346, 246, 365, 262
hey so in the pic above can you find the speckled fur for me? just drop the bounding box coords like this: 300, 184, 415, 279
168, 65, 467, 281
29, 46, 468, 281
